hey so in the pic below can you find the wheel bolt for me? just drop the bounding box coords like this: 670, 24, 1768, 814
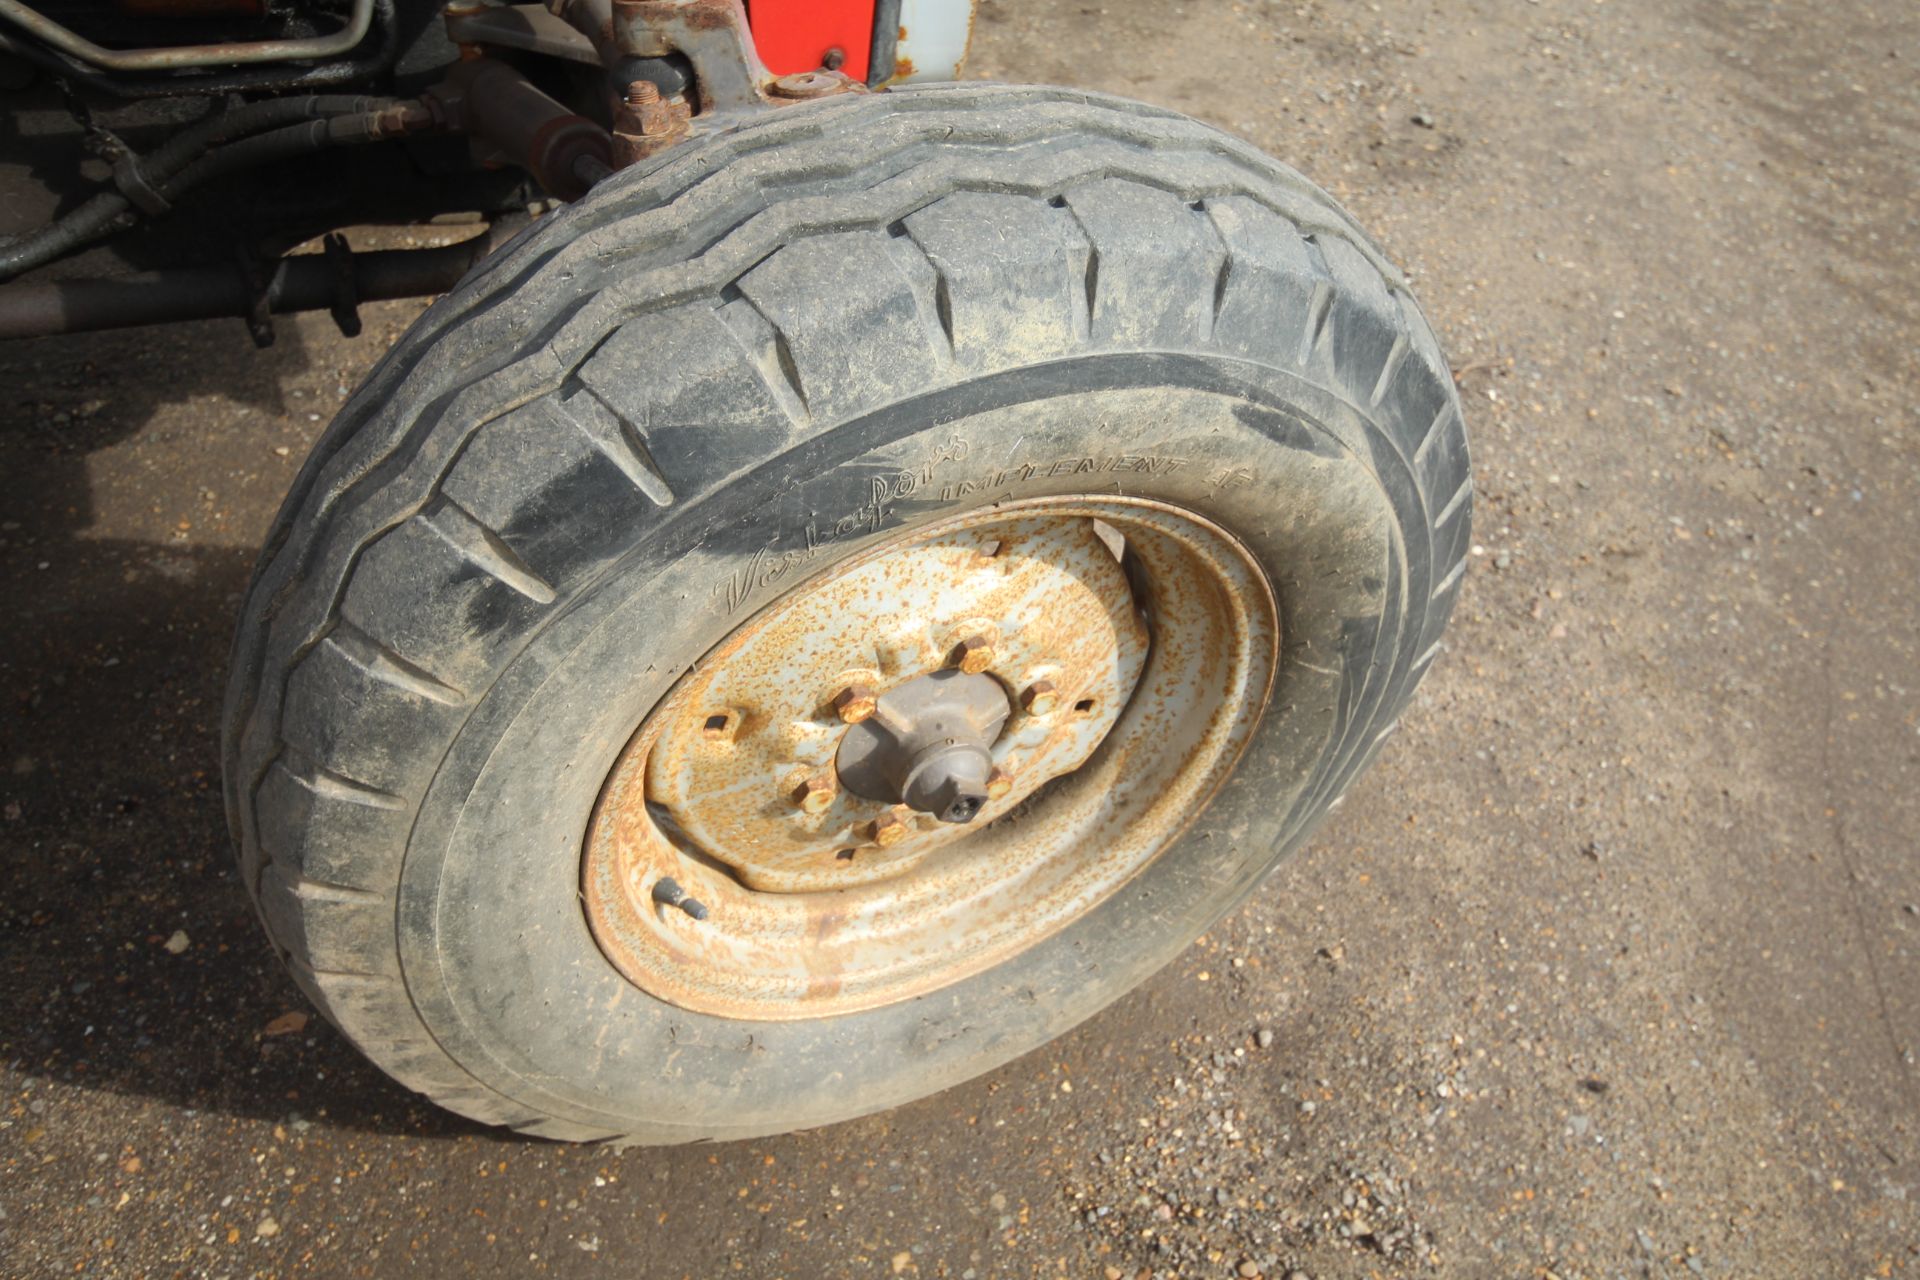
869, 810, 908, 847
986, 767, 1014, 801
792, 774, 836, 814
1021, 679, 1059, 716
950, 634, 994, 674
830, 683, 878, 724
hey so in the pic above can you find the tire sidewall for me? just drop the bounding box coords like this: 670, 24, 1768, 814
398, 353, 1431, 1138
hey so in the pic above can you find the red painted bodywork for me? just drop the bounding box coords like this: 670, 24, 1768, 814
747, 0, 876, 82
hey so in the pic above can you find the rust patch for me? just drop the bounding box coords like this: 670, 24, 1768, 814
581, 497, 1279, 1021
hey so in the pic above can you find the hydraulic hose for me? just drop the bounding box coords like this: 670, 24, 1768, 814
161, 105, 434, 191
0, 96, 428, 282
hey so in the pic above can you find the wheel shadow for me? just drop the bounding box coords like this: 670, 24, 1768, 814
0, 318, 484, 1137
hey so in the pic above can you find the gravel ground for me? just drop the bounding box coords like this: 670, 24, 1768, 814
3, 1, 1918, 1277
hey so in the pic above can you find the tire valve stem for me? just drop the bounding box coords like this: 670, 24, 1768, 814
650, 877, 709, 921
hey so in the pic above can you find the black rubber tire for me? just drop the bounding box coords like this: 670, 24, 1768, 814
223, 83, 1471, 1144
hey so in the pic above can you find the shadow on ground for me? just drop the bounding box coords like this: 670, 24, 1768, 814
0, 316, 491, 1135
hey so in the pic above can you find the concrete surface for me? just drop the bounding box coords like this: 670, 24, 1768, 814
3, 0, 1917, 1276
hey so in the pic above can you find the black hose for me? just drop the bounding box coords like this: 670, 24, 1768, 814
138, 94, 395, 181
162, 114, 392, 191
0, 191, 128, 282
0, 0, 401, 99
0, 96, 410, 282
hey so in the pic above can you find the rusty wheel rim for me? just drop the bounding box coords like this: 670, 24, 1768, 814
582, 496, 1279, 1020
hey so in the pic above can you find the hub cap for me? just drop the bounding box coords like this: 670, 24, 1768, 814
837, 669, 1014, 825
583, 496, 1279, 1019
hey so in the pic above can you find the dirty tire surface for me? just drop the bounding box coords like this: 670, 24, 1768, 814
221, 83, 1471, 1143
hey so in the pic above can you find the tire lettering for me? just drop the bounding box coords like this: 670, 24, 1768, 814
943, 453, 1186, 499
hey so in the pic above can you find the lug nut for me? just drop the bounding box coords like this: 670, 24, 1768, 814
986, 767, 1014, 801
869, 810, 909, 847
830, 683, 878, 724
1021, 679, 1059, 716
792, 774, 836, 815
949, 634, 994, 674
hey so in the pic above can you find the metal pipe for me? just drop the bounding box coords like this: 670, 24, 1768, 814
0, 230, 508, 340
433, 59, 611, 201
866, 0, 901, 85
0, 0, 403, 99
0, 0, 372, 71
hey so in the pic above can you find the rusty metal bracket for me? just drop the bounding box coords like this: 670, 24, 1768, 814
446, 3, 602, 65
607, 0, 773, 113
546, 0, 865, 169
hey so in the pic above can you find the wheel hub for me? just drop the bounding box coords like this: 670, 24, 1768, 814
582, 497, 1279, 1020
837, 669, 1012, 824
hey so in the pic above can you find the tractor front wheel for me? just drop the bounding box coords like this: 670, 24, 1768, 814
223, 83, 1471, 1143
